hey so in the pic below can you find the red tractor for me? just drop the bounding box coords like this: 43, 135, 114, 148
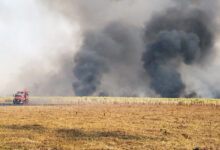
13, 90, 29, 105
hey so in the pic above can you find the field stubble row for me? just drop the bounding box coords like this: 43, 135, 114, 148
0, 97, 219, 105
0, 97, 219, 149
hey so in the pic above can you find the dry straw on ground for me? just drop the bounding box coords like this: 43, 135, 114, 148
0, 97, 219, 149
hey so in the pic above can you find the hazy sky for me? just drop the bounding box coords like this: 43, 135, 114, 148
0, 0, 80, 95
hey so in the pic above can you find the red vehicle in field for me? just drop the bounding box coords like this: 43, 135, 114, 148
13, 90, 29, 105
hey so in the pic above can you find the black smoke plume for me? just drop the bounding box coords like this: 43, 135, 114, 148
13, 0, 218, 98
73, 22, 142, 96
73, 47, 109, 96
142, 6, 215, 97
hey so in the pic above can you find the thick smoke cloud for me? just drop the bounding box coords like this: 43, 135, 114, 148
142, 3, 217, 97
38, 0, 219, 98
73, 47, 108, 96
143, 30, 201, 97
72, 0, 219, 97
2, 0, 220, 98
73, 22, 144, 96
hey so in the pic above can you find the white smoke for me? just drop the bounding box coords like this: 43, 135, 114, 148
0, 0, 81, 96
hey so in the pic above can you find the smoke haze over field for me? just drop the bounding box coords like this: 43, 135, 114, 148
0, 0, 220, 98
142, 3, 216, 98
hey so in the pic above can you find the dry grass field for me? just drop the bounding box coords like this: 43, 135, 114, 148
0, 97, 219, 150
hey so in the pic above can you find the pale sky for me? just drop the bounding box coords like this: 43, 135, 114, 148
0, 0, 79, 94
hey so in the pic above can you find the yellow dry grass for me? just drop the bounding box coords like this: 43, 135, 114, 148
1, 96, 220, 105
0, 98, 219, 150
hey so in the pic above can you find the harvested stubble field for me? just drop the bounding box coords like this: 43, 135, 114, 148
0, 97, 219, 150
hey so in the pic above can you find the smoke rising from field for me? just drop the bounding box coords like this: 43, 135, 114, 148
71, 0, 219, 98
142, 5, 216, 97
41, 0, 160, 97
69, 0, 219, 98
1, 0, 220, 98
143, 31, 199, 97
73, 22, 144, 96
